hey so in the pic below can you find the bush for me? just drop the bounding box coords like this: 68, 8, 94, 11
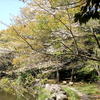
16, 71, 35, 86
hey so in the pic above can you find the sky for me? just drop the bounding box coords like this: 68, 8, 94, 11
0, 0, 25, 31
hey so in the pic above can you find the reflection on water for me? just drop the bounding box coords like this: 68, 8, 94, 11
0, 91, 18, 100
0, 90, 34, 100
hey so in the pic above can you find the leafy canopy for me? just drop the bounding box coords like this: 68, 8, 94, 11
74, 0, 100, 24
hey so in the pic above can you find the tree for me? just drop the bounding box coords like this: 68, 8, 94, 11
1, 0, 100, 83
19, 0, 100, 24
3, 0, 81, 81
74, 0, 100, 24
1, 0, 100, 99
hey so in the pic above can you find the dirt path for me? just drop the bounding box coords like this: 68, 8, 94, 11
61, 85, 93, 100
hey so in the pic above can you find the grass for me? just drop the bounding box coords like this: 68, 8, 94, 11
72, 82, 100, 96
62, 87, 80, 100
35, 82, 100, 100
37, 88, 52, 100
61, 82, 100, 100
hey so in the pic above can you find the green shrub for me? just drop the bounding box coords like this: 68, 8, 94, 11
16, 71, 35, 86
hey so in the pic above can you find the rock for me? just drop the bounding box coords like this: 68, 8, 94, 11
57, 90, 67, 95
62, 81, 67, 85
51, 92, 68, 100
51, 93, 57, 100
45, 98, 54, 100
45, 84, 61, 92
45, 84, 52, 91
56, 94, 68, 100
68, 82, 73, 86
45, 84, 68, 100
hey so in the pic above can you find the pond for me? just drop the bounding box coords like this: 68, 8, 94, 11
0, 90, 34, 100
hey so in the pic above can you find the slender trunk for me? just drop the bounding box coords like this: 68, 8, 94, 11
94, 65, 100, 76
94, 65, 100, 90
56, 70, 60, 82
91, 27, 100, 48
71, 68, 74, 82
97, 81, 100, 90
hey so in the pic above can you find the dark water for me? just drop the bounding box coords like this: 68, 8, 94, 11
0, 90, 34, 100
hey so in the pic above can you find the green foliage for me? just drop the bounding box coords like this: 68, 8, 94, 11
74, 0, 100, 24
0, 53, 14, 71
0, 78, 14, 94
0, 78, 25, 95
16, 71, 35, 86
0, 77, 34, 99
37, 88, 51, 100
76, 66, 98, 82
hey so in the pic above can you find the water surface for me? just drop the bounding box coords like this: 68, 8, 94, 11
0, 90, 34, 100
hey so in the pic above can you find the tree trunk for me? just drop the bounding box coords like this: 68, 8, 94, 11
94, 65, 100, 76
56, 70, 60, 82
97, 81, 100, 90
94, 65, 100, 90
71, 68, 74, 82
